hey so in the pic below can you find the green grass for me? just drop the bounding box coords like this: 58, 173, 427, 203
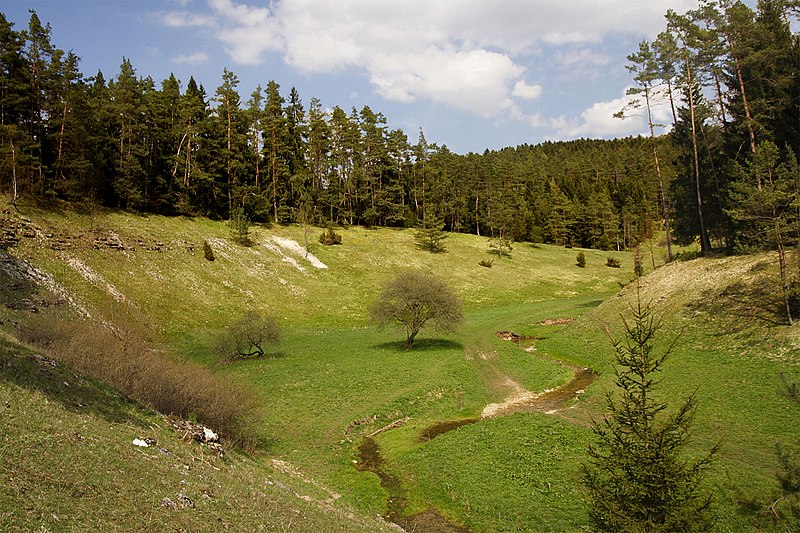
3, 197, 799, 531
0, 335, 392, 532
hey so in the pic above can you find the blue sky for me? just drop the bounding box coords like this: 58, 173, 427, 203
3, 0, 700, 154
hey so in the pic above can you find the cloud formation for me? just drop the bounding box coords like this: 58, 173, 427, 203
553, 88, 676, 140
172, 52, 209, 65
162, 0, 696, 138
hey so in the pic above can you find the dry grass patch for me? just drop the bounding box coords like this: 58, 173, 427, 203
18, 307, 260, 449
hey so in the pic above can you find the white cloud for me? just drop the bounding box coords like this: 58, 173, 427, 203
553, 87, 675, 140
512, 81, 543, 100
556, 48, 612, 68
164, 0, 698, 121
555, 95, 643, 139
209, 0, 284, 65
161, 11, 216, 28
172, 52, 209, 65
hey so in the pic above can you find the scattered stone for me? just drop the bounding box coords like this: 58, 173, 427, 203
177, 491, 195, 509
160, 497, 177, 509
30, 353, 57, 367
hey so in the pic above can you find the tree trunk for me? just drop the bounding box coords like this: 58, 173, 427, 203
684, 51, 712, 254
644, 87, 673, 262
405, 330, 418, 349
10, 138, 18, 207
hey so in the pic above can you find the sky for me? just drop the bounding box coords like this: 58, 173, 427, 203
2, 0, 702, 154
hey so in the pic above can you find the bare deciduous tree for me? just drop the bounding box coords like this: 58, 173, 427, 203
219, 311, 280, 359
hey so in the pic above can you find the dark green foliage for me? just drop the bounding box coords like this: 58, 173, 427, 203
1, 6, 798, 262
582, 295, 718, 532
414, 209, 447, 253
576, 251, 586, 268
319, 226, 342, 245
488, 235, 513, 258
203, 240, 215, 261
370, 269, 463, 349
766, 371, 800, 530
781, 372, 799, 401
633, 248, 643, 277
219, 311, 281, 359
606, 257, 621, 268
726, 141, 797, 325
772, 444, 800, 528
228, 208, 252, 246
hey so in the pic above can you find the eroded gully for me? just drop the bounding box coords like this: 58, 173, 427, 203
357, 332, 596, 532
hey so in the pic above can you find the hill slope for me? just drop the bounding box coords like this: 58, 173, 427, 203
3, 198, 799, 531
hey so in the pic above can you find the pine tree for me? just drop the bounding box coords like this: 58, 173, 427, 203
726, 141, 797, 325
582, 292, 718, 532
414, 207, 447, 253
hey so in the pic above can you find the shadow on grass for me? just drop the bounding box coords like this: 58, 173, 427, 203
373, 338, 463, 352
688, 273, 790, 331
0, 337, 147, 428
576, 299, 605, 309
217, 351, 289, 365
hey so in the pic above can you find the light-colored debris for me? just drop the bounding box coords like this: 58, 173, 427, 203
271, 236, 328, 269
62, 254, 131, 305
262, 241, 307, 273
481, 376, 554, 419
0, 249, 90, 318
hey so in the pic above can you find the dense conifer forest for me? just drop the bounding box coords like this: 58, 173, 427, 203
0, 1, 798, 253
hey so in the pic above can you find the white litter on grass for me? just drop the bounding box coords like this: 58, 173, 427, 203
132, 438, 150, 447
202, 427, 218, 443
271, 236, 328, 269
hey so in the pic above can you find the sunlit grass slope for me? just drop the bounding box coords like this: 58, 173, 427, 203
3, 199, 636, 524
0, 335, 393, 532
386, 253, 800, 531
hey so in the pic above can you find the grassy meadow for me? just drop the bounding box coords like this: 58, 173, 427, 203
2, 198, 798, 531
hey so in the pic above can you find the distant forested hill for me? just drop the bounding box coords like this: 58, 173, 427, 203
0, 2, 797, 254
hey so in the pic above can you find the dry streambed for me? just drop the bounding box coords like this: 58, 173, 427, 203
359, 328, 595, 532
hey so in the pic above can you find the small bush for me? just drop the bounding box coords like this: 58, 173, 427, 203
479, 259, 494, 268
229, 208, 252, 246
781, 372, 799, 401
218, 311, 281, 360
606, 257, 621, 268
319, 226, 342, 246
576, 251, 586, 268
203, 240, 215, 261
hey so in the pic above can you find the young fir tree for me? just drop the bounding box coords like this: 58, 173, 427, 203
582, 291, 718, 532
414, 208, 447, 253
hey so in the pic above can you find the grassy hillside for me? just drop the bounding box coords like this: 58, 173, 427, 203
381, 254, 800, 531
2, 197, 798, 531
0, 334, 394, 532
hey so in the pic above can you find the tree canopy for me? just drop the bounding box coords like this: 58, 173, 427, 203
370, 269, 463, 349
0, 5, 797, 264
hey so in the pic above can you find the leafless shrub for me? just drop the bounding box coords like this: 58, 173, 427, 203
218, 311, 281, 360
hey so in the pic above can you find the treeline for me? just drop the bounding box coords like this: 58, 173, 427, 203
0, 2, 798, 256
